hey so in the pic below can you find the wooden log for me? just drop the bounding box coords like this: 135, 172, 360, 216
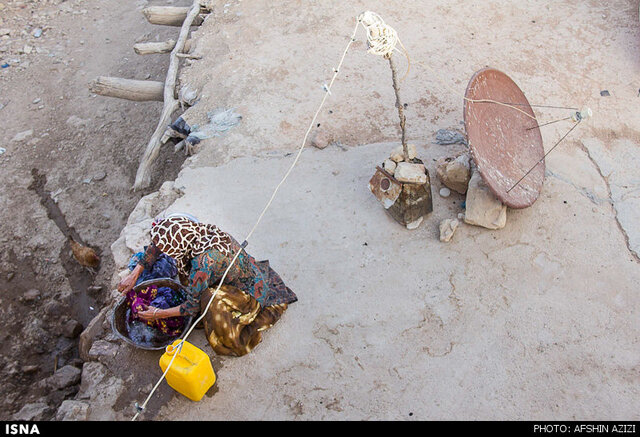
134, 0, 202, 191
133, 39, 192, 55
142, 6, 204, 27
89, 77, 164, 102
133, 39, 176, 55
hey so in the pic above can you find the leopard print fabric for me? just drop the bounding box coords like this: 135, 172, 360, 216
149, 216, 232, 277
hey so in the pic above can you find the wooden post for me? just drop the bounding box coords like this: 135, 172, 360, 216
133, 0, 203, 191
89, 77, 164, 102
387, 54, 409, 162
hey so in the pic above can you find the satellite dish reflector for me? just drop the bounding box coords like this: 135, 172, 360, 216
464, 68, 545, 209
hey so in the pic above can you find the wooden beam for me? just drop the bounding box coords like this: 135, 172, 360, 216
133, 39, 192, 55
133, 39, 176, 55
88, 77, 164, 102
142, 6, 204, 27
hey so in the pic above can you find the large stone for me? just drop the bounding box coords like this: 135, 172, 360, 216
56, 400, 90, 421
12, 402, 52, 421
77, 362, 125, 421
394, 162, 427, 184
45, 365, 82, 390
87, 339, 119, 362
464, 170, 507, 230
436, 153, 471, 194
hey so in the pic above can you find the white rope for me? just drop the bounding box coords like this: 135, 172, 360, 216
131, 16, 363, 421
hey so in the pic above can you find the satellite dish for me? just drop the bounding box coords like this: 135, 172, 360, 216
464, 68, 545, 209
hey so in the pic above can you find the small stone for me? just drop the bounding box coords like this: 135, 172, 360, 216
32, 98, 41, 104
23, 288, 41, 302
6, 272, 14, 281
406, 216, 424, 230
21, 364, 40, 374
0, 28, 10, 36
87, 285, 103, 294
11, 129, 33, 142
66, 115, 88, 129
389, 143, 417, 162
44, 300, 62, 316
439, 218, 459, 242
394, 162, 427, 184
62, 319, 83, 339
310, 129, 332, 149
464, 170, 507, 230
439, 187, 451, 198
382, 158, 396, 175
32, 28, 42, 38
93, 171, 107, 181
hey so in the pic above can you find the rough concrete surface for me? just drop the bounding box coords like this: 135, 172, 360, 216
110, 0, 640, 420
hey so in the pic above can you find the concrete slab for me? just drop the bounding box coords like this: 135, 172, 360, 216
131, 142, 640, 420
109, 0, 640, 421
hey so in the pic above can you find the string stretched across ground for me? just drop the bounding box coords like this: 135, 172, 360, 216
131, 11, 585, 419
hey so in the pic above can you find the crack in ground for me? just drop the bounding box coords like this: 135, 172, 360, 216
576, 144, 640, 263
27, 168, 101, 324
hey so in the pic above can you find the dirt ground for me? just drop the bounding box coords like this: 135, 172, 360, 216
2, 0, 639, 422
0, 0, 190, 420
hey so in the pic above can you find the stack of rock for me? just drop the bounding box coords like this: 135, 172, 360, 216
369, 143, 433, 230
435, 151, 508, 242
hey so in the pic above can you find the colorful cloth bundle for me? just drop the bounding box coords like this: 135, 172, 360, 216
126, 285, 186, 336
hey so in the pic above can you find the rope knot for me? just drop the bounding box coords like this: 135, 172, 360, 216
357, 11, 399, 58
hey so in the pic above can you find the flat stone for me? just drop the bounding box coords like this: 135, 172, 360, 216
464, 170, 507, 230
88, 339, 118, 361
56, 400, 90, 421
13, 402, 51, 421
439, 187, 451, 198
45, 365, 82, 390
394, 162, 427, 184
11, 129, 33, 142
439, 218, 459, 242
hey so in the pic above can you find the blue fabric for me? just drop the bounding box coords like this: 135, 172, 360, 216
128, 249, 178, 284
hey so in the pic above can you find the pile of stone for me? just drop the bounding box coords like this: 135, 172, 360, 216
382, 143, 428, 185
435, 150, 508, 242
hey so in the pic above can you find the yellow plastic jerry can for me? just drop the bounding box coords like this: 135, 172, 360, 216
159, 340, 216, 401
